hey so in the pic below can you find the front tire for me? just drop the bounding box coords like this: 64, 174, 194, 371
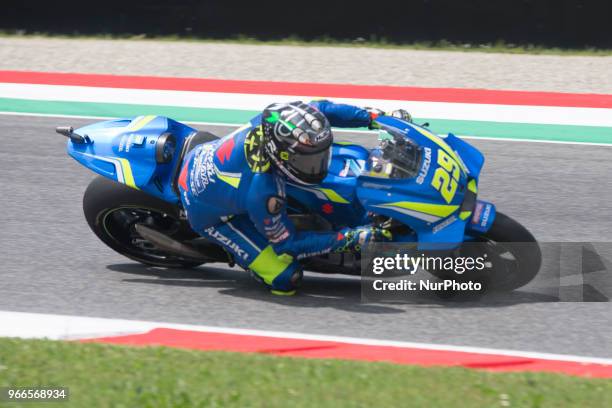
472, 212, 542, 291
83, 176, 203, 268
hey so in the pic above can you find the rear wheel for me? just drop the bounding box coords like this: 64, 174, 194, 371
83, 176, 204, 268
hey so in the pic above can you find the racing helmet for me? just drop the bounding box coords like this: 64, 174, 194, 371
262, 101, 333, 185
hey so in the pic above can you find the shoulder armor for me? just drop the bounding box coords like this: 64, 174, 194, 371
244, 125, 271, 173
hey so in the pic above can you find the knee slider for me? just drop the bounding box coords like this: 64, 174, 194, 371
290, 267, 303, 288
271, 263, 302, 291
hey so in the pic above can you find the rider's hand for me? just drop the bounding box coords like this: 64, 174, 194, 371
390, 109, 413, 123
365, 107, 413, 129
334, 225, 393, 253
365, 107, 386, 129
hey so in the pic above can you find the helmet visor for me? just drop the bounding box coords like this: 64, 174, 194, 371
287, 148, 331, 184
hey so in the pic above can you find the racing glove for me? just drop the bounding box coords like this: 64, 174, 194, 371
366, 108, 413, 129
365, 107, 386, 129
333, 225, 393, 253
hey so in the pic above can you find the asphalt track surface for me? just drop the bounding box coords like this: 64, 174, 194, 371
1, 114, 612, 358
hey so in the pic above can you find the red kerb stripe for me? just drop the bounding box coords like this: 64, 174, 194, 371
84, 328, 612, 378
1, 70, 611, 108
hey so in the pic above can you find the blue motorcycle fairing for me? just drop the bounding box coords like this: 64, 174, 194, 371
67, 115, 196, 203
354, 117, 488, 248
286, 142, 370, 228
67, 113, 496, 250
284, 116, 493, 248
443, 132, 485, 178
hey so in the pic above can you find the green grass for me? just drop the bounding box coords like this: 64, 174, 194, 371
0, 338, 611, 407
2, 31, 612, 56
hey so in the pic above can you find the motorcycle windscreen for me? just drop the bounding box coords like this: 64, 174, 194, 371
362, 147, 421, 180
286, 148, 332, 184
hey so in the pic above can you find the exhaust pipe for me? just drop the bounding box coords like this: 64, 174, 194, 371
134, 224, 214, 262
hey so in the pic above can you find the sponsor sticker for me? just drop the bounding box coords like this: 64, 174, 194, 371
433, 215, 457, 233
204, 226, 249, 261
472, 202, 484, 225
190, 145, 216, 195
416, 147, 432, 184
481, 203, 492, 228
263, 214, 289, 243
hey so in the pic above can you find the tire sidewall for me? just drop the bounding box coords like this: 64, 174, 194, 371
82, 176, 202, 268
477, 212, 542, 291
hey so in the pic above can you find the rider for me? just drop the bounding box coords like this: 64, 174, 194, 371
177, 100, 412, 295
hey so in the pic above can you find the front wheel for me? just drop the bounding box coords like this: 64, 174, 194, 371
83, 176, 204, 268
468, 212, 542, 291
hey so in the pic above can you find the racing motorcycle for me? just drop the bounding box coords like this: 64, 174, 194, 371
58, 114, 541, 292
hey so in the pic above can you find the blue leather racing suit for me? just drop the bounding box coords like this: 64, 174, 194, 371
177, 100, 372, 293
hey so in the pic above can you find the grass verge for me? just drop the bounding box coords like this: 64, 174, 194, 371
1, 31, 612, 56
0, 337, 611, 407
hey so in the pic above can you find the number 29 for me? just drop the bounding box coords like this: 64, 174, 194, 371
431, 149, 460, 203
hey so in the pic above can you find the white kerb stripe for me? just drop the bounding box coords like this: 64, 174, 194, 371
1, 311, 611, 365
1, 83, 612, 127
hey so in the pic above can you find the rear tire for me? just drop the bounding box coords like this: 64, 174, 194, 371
83, 176, 204, 268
